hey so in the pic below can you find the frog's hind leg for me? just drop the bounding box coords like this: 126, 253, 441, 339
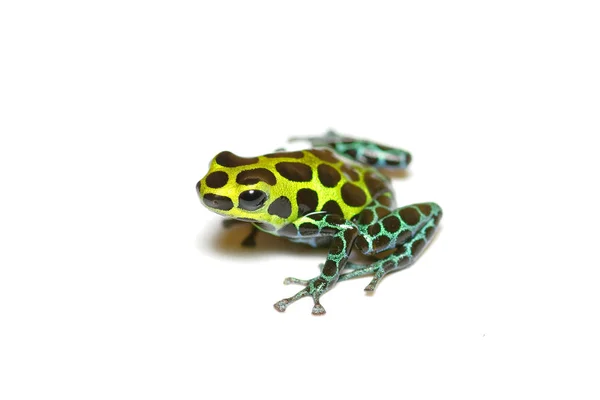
289, 130, 412, 169
344, 202, 443, 291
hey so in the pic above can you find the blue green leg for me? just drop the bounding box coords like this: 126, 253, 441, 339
289, 130, 412, 169
345, 202, 442, 291
273, 215, 358, 315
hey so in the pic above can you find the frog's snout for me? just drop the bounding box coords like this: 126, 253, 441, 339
196, 179, 205, 203
202, 193, 234, 211
196, 178, 234, 212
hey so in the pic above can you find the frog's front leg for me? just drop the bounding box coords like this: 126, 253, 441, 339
273, 214, 358, 315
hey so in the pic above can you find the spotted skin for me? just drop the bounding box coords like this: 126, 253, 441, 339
197, 130, 442, 315
290, 130, 412, 169
273, 214, 358, 314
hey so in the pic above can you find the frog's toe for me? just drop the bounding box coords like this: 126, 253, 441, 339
364, 282, 377, 292
283, 277, 309, 285
273, 299, 290, 312
364, 267, 387, 292
312, 302, 326, 315
274, 277, 331, 315
273, 286, 310, 313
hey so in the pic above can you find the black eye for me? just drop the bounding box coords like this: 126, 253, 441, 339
238, 190, 267, 211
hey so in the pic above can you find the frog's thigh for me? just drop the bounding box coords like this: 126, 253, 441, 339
355, 202, 442, 255
340, 202, 442, 290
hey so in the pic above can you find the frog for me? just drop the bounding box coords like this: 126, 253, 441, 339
196, 130, 443, 315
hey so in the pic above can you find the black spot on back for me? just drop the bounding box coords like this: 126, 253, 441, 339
376, 207, 390, 219
215, 151, 259, 168
417, 203, 432, 216
357, 209, 375, 225
322, 200, 343, 216
308, 149, 339, 163
263, 151, 305, 159
205, 171, 228, 188
275, 162, 313, 182
372, 235, 391, 251
267, 196, 292, 218
317, 164, 341, 187
399, 207, 421, 226
296, 189, 318, 216
364, 172, 387, 197
368, 223, 381, 236
382, 215, 401, 233
341, 182, 367, 207
340, 164, 359, 181
376, 194, 393, 207
236, 168, 277, 185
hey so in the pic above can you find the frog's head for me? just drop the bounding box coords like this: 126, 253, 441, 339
197, 151, 293, 228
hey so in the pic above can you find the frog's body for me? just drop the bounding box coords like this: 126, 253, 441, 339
196, 131, 442, 315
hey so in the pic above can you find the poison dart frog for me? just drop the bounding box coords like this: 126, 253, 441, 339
196, 131, 442, 315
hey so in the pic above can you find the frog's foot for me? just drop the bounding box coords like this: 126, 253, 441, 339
282, 264, 325, 285
363, 266, 389, 292
338, 262, 395, 292
274, 276, 330, 315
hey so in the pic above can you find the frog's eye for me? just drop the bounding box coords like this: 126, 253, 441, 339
238, 190, 267, 211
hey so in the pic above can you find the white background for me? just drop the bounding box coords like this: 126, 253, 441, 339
1, 1, 599, 399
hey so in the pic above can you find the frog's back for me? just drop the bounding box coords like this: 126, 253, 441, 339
207, 147, 391, 225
